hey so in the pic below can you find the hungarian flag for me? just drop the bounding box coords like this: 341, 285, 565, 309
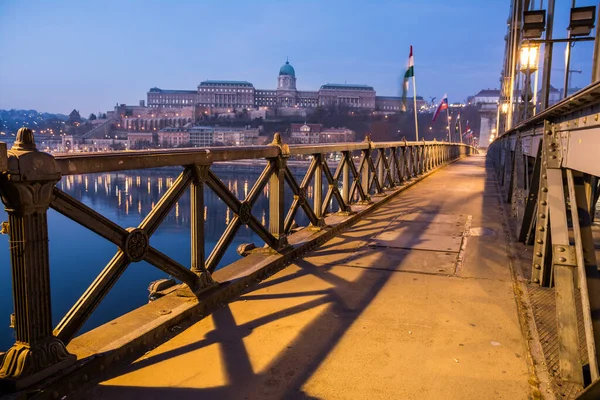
401, 46, 415, 112
432, 94, 448, 122
463, 120, 473, 138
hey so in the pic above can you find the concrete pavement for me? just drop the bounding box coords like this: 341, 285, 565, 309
86, 155, 534, 400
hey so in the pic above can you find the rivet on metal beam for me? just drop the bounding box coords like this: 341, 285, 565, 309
595, 114, 599, 121
536, 239, 543, 244
533, 278, 540, 283
534, 264, 541, 269
538, 226, 545, 232
539, 214, 546, 219
551, 155, 557, 159
535, 251, 543, 257
558, 247, 565, 252
542, 174, 547, 179
559, 257, 567, 263
541, 200, 547, 206
583, 117, 587, 124
545, 130, 552, 135
542, 188, 548, 192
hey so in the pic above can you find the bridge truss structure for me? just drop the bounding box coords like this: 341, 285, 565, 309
488, 80, 600, 397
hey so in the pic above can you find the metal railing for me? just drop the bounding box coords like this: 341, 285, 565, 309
0, 130, 475, 389
487, 80, 600, 392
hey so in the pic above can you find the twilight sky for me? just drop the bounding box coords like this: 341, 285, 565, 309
0, 0, 597, 116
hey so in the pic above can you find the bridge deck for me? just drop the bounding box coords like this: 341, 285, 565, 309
87, 155, 532, 399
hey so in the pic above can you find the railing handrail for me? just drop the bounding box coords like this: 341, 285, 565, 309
44, 140, 473, 176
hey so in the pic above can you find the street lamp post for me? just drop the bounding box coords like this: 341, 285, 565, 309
519, 42, 540, 121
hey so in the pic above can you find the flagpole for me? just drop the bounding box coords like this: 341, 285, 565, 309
458, 113, 463, 144
412, 75, 419, 141
446, 107, 451, 142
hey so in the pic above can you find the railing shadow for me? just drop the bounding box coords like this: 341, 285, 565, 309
85, 186, 448, 399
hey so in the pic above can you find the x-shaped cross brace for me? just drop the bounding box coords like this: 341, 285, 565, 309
50, 168, 205, 343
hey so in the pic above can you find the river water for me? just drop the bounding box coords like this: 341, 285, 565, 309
0, 167, 320, 349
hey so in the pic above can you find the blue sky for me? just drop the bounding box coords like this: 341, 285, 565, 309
0, 0, 597, 116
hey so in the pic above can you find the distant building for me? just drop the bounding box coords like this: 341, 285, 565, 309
67, 109, 82, 127
471, 89, 501, 149
319, 84, 376, 109
471, 89, 501, 105
146, 60, 419, 114
290, 123, 322, 144
290, 123, 354, 144
375, 96, 426, 112
158, 127, 191, 147
320, 127, 355, 143
188, 126, 214, 147
198, 81, 255, 111
213, 126, 259, 146
114, 104, 196, 132
128, 132, 155, 149
539, 85, 562, 107
147, 88, 198, 108
151, 125, 258, 147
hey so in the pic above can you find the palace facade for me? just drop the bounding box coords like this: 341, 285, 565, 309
147, 60, 425, 113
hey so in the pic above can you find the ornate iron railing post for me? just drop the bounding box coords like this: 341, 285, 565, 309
341, 151, 351, 212
190, 165, 216, 290
360, 136, 372, 203
268, 134, 290, 249
313, 153, 324, 224
389, 148, 397, 185
0, 128, 75, 389
377, 149, 385, 189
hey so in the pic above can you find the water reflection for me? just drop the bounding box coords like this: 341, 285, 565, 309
0, 166, 319, 349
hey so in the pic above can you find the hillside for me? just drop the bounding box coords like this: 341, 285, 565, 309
0, 109, 69, 137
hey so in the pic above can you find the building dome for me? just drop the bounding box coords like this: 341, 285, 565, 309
279, 60, 295, 77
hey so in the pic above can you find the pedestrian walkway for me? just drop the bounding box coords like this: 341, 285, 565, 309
86, 155, 533, 400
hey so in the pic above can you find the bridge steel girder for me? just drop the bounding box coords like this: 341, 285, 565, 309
488, 80, 600, 388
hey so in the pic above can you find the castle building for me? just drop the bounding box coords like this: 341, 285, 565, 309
146, 60, 423, 113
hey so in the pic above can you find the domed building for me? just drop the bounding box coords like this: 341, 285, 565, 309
278, 60, 296, 91
147, 58, 422, 114
276, 59, 298, 107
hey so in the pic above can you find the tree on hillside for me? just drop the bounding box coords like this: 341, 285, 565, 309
89, 113, 97, 121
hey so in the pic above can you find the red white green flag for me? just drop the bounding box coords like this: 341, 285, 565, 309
401, 45, 415, 112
